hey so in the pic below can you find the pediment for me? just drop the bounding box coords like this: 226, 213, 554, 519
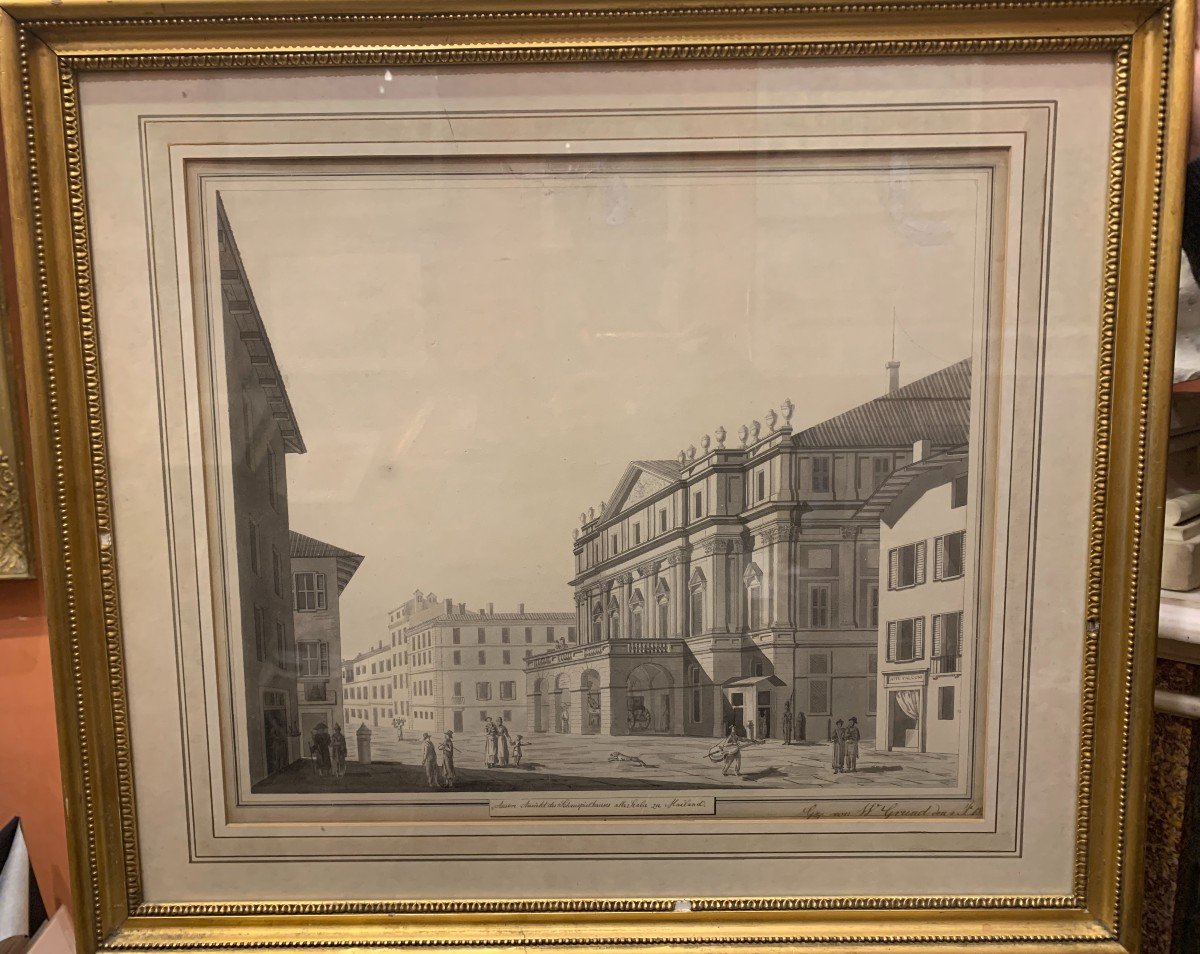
605, 461, 679, 517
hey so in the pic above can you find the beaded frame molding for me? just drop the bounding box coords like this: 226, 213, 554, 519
0, 0, 1191, 950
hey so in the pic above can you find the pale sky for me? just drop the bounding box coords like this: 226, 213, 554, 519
219, 160, 982, 658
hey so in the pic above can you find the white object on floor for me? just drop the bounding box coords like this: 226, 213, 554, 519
0, 824, 29, 942
1176, 252, 1200, 382
25, 908, 73, 954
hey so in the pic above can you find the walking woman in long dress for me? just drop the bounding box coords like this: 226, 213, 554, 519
439, 730, 456, 787
497, 718, 511, 767
484, 718, 499, 768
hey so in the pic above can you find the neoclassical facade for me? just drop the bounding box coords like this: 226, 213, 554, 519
526, 359, 971, 742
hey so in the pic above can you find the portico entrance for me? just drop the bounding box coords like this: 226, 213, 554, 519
626, 663, 672, 734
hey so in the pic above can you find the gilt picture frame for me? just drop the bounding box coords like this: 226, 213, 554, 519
0, 0, 1190, 950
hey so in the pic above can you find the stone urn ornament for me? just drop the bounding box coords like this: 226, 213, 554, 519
715, 425, 727, 449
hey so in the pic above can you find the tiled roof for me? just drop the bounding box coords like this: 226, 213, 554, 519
856, 445, 969, 522
413, 612, 575, 626
793, 358, 971, 449
290, 530, 365, 592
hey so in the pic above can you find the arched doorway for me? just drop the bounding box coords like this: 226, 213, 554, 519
626, 663, 673, 735
580, 670, 602, 734
555, 673, 571, 734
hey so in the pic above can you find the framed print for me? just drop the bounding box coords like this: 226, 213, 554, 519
0, 0, 1191, 950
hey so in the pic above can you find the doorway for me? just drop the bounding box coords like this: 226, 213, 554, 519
727, 691, 746, 735
888, 690, 921, 750
453, 710, 464, 733
756, 690, 772, 739
263, 705, 289, 776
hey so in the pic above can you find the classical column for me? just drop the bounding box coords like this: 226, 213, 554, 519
708, 539, 733, 634
575, 591, 587, 645
672, 551, 688, 637
622, 573, 634, 640
766, 523, 794, 628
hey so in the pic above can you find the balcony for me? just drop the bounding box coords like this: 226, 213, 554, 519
932, 653, 962, 675
451, 696, 466, 706
525, 638, 683, 670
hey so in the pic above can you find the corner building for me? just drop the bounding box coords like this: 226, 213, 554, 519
526, 359, 971, 742
388, 592, 576, 739
219, 198, 307, 784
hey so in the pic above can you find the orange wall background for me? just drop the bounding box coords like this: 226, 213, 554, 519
0, 577, 73, 915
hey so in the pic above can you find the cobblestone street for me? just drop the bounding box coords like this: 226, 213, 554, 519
254, 729, 959, 794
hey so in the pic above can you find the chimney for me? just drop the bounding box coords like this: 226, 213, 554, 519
458, 602, 466, 614
519, 602, 525, 615
912, 439, 932, 463
444, 598, 452, 614
488, 602, 494, 615
477, 608, 485, 616
886, 360, 900, 394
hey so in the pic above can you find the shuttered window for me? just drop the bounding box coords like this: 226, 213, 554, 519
890, 542, 926, 589
809, 680, 829, 714
934, 531, 965, 580
889, 617, 924, 662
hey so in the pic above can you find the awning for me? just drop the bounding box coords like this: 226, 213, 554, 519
722, 674, 786, 690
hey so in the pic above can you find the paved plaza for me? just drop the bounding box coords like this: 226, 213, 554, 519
254, 729, 957, 795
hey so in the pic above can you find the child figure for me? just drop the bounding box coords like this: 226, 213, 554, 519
513, 735, 525, 767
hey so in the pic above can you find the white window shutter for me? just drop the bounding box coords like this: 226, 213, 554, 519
888, 548, 899, 590
915, 541, 927, 585
932, 614, 943, 657
915, 616, 926, 658
887, 621, 897, 662
935, 536, 944, 581
317, 572, 327, 610
320, 642, 329, 675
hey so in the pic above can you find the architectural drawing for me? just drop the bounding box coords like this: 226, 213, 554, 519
218, 192, 978, 797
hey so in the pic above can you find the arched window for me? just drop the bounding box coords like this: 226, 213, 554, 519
608, 596, 621, 640
743, 562, 764, 631
655, 580, 671, 636
689, 568, 706, 636
630, 589, 645, 639
591, 602, 603, 643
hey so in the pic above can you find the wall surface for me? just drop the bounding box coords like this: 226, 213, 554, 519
0, 578, 72, 915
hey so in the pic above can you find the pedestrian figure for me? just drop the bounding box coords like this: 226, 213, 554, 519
796, 710, 807, 743
268, 721, 289, 775
513, 735, 525, 766
310, 723, 332, 778
497, 718, 511, 767
844, 716, 861, 773
484, 718, 499, 768
330, 724, 347, 778
831, 719, 846, 774
783, 700, 793, 745
439, 730, 456, 787
420, 732, 439, 789
720, 727, 744, 776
